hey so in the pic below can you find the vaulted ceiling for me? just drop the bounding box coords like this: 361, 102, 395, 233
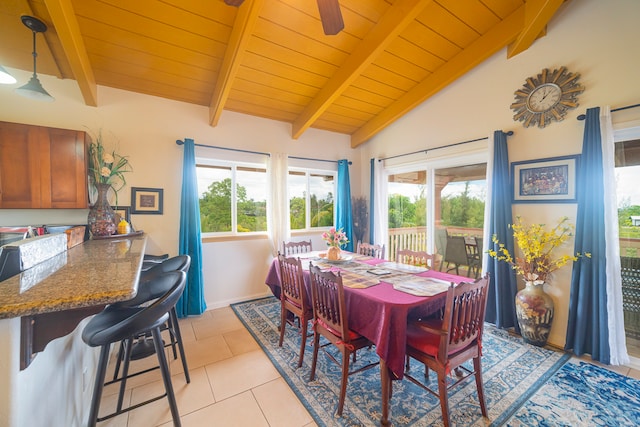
0, 0, 569, 147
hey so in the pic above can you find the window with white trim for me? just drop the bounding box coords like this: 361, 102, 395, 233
288, 168, 336, 231
196, 160, 268, 234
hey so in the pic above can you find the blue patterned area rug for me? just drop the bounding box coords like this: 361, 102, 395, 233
231, 297, 635, 426
506, 358, 640, 426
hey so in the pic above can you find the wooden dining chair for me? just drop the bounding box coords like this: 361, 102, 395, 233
396, 248, 435, 268
277, 254, 313, 368
308, 263, 379, 416
403, 273, 490, 427
356, 242, 385, 259
283, 239, 313, 256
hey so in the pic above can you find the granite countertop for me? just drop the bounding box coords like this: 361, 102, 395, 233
0, 235, 147, 319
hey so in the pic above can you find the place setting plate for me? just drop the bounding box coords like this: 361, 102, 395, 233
320, 254, 353, 264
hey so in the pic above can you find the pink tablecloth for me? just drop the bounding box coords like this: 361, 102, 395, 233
264, 255, 470, 379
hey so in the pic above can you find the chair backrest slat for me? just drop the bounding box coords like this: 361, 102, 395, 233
309, 263, 350, 340
283, 240, 313, 256
356, 242, 385, 259
438, 274, 489, 360
396, 248, 434, 268
277, 254, 306, 309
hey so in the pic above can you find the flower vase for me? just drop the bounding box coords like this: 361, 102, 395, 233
515, 280, 554, 347
327, 246, 341, 261
88, 183, 117, 237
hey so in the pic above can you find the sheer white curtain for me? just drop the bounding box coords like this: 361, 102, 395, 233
601, 106, 630, 365
372, 158, 388, 257
267, 152, 290, 256
481, 133, 494, 273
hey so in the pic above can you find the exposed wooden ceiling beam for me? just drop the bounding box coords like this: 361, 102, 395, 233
351, 5, 527, 148
209, 0, 263, 126
44, 0, 97, 106
291, 0, 432, 140
507, 0, 564, 58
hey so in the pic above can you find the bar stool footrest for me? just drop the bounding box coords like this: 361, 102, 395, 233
96, 392, 168, 422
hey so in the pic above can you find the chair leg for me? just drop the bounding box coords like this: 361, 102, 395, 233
166, 315, 178, 360
337, 348, 350, 416
279, 306, 287, 347
437, 371, 451, 427
112, 340, 124, 381
116, 337, 134, 412
170, 307, 191, 383
309, 331, 320, 381
151, 326, 181, 427
474, 356, 488, 417
298, 316, 308, 368
87, 344, 111, 427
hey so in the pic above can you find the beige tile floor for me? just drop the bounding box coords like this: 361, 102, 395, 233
98, 306, 316, 427
98, 306, 640, 427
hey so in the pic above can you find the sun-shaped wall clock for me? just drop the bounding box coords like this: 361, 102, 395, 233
510, 66, 585, 128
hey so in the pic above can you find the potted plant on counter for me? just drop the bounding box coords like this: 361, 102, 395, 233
488, 216, 590, 346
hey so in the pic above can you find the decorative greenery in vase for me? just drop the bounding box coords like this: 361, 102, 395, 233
88, 129, 132, 196
352, 197, 368, 245
87, 130, 132, 236
488, 216, 590, 283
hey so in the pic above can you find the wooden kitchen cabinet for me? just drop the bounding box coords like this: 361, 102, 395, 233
0, 121, 89, 208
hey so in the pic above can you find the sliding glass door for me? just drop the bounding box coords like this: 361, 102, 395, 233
385, 160, 487, 276
614, 135, 640, 358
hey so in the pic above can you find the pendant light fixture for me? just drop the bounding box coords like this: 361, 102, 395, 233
14, 15, 54, 102
0, 65, 17, 84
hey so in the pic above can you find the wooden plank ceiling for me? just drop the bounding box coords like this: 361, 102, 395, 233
0, 0, 568, 147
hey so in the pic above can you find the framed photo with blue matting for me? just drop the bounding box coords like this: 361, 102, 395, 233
511, 155, 579, 203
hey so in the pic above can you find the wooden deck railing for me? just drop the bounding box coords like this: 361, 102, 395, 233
387, 226, 482, 262
387, 227, 427, 262
389, 230, 640, 255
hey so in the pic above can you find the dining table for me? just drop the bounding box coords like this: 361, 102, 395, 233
264, 250, 471, 425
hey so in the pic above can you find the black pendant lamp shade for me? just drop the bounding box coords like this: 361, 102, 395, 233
14, 15, 54, 102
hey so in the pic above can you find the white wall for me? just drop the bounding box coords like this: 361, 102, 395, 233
360, 0, 640, 347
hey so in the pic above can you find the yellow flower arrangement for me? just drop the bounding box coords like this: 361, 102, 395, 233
488, 216, 590, 282
87, 130, 132, 192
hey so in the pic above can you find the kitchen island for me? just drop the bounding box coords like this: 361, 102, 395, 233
0, 234, 146, 427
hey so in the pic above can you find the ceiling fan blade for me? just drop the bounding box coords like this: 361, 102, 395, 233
317, 0, 344, 35
224, 0, 245, 6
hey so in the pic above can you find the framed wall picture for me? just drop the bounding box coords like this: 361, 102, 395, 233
112, 206, 131, 223
511, 155, 579, 203
131, 187, 164, 214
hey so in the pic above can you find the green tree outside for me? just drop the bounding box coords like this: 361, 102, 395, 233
199, 178, 267, 233
389, 181, 484, 229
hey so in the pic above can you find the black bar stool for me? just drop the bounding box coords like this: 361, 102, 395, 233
142, 253, 169, 271
82, 270, 186, 426
111, 255, 192, 384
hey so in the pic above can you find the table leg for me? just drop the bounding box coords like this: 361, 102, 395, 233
380, 359, 391, 426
